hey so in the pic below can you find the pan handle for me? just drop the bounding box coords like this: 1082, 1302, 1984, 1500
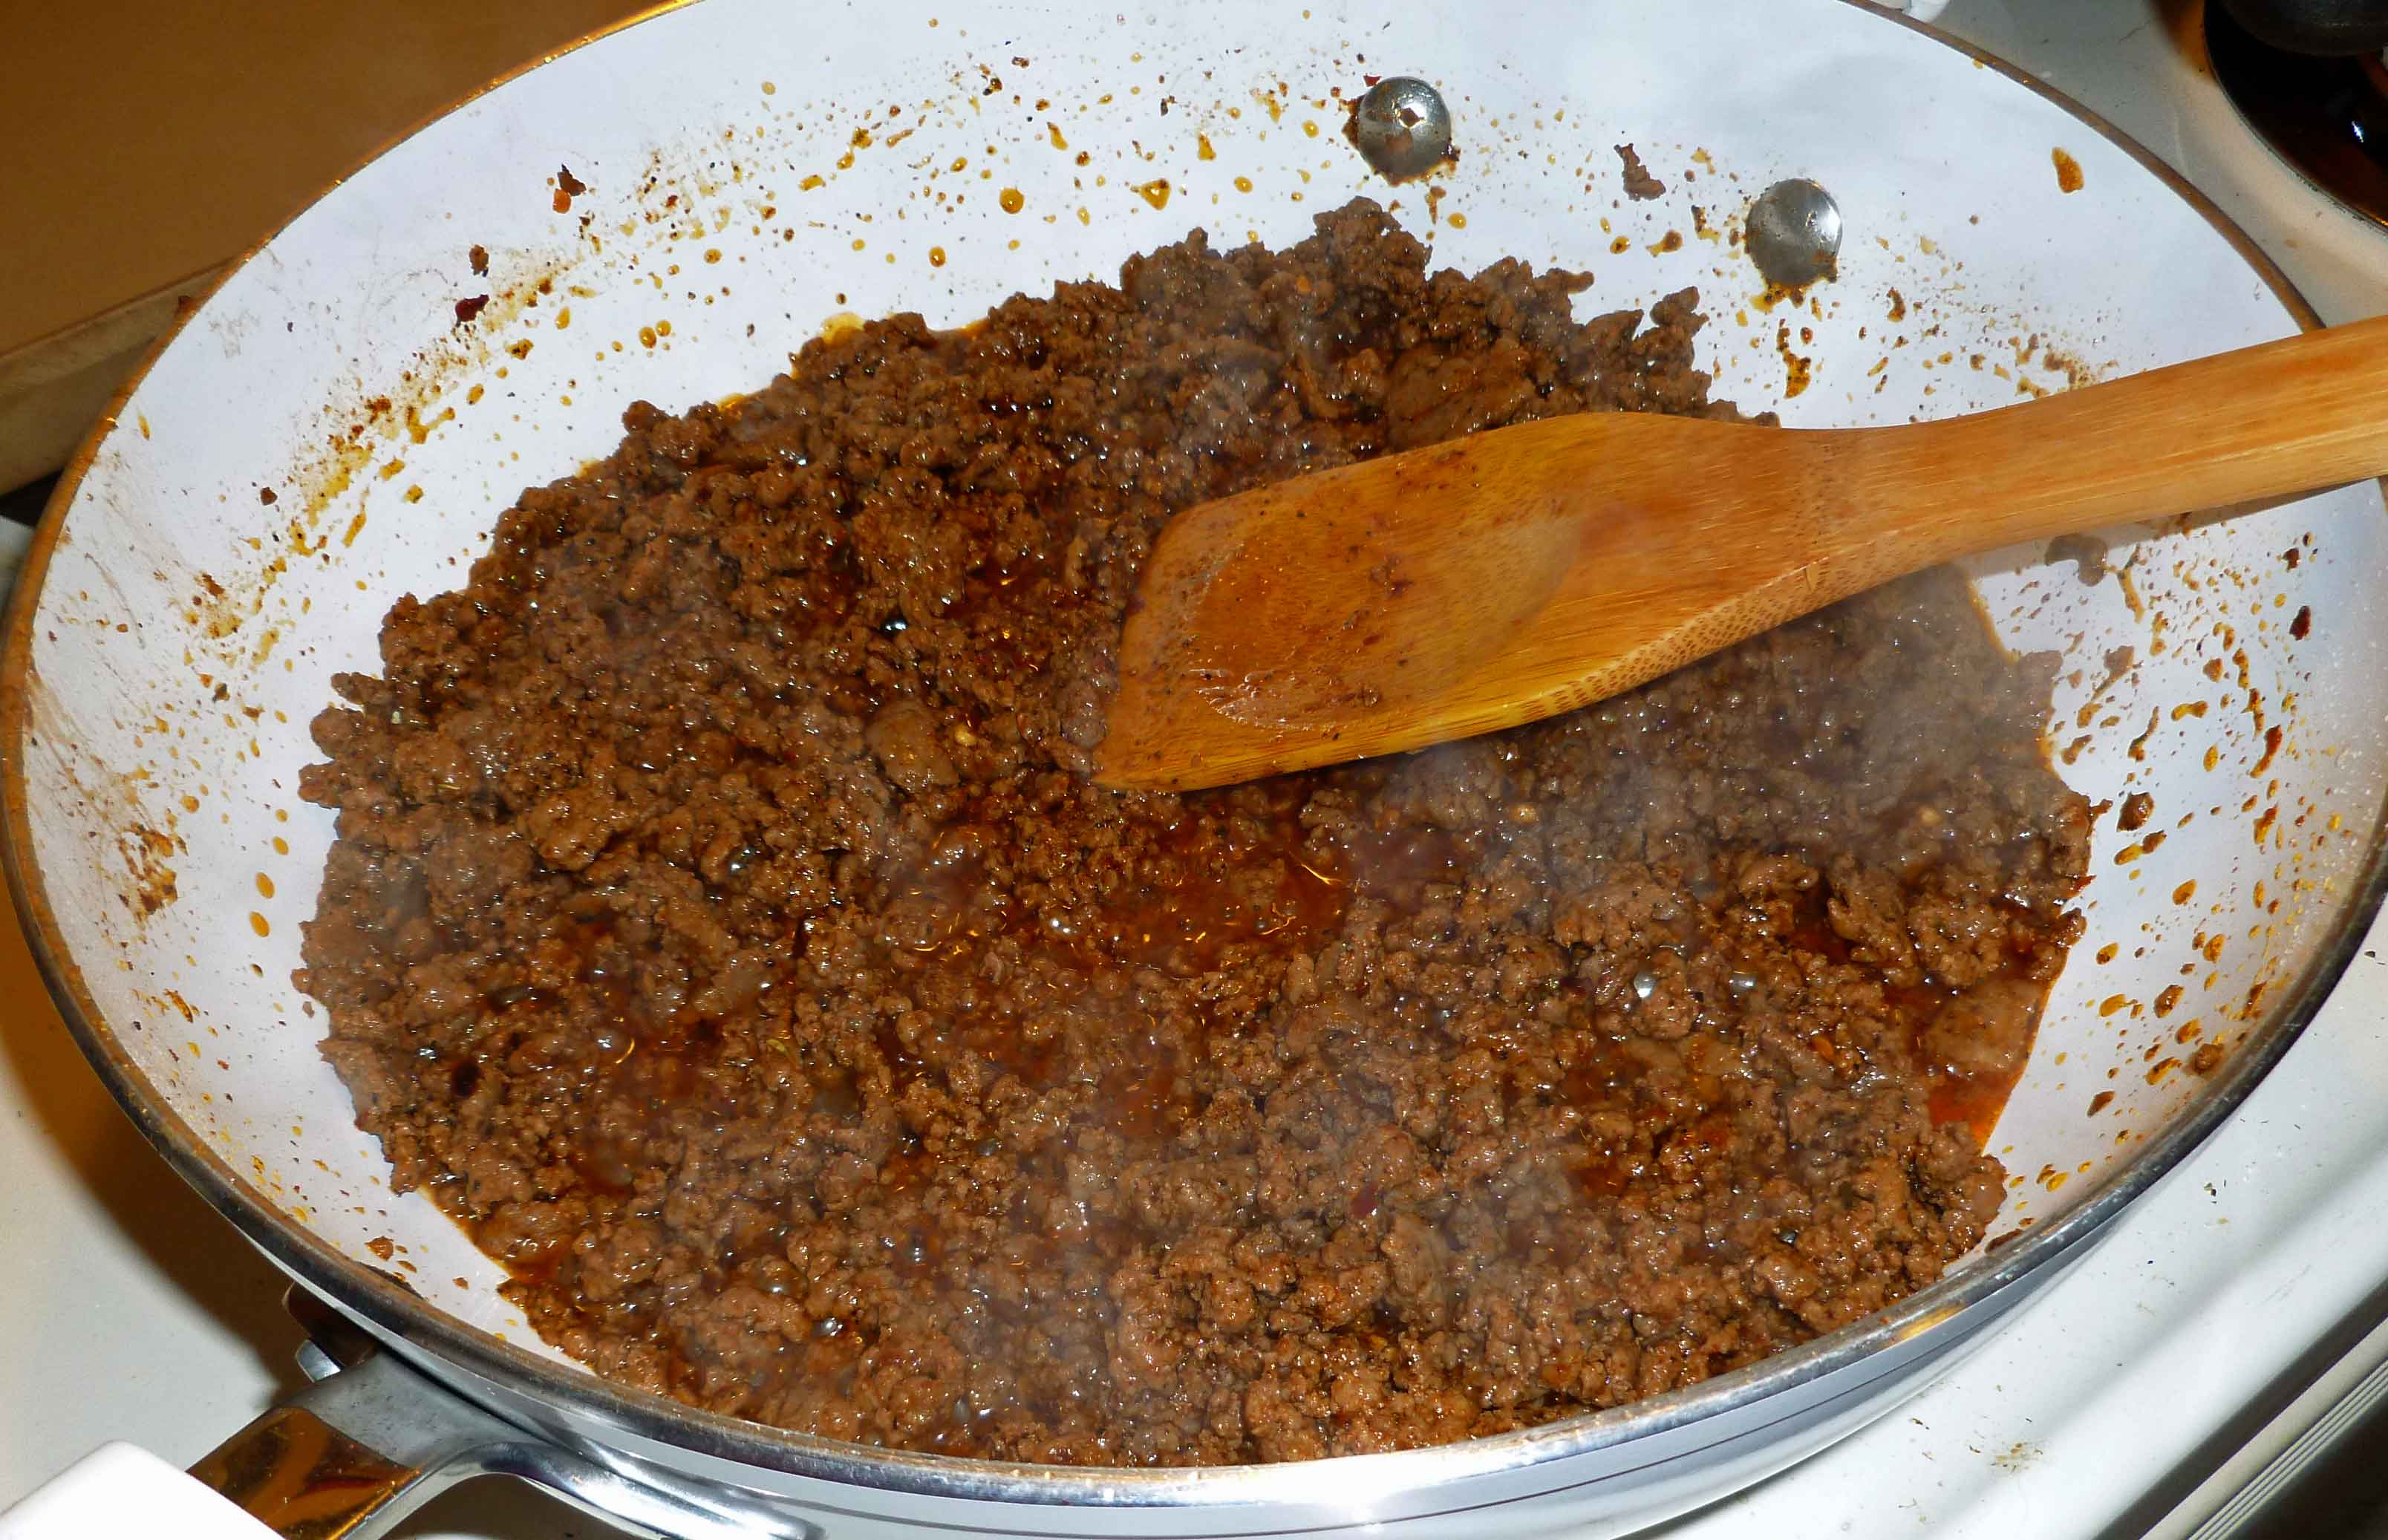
0, 1288, 822, 1540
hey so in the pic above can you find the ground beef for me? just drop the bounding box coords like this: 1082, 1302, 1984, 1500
1616, 143, 1666, 200
296, 199, 2090, 1466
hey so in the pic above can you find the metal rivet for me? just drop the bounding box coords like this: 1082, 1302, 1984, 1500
1746, 178, 1844, 290
1632, 970, 1658, 1001
1350, 77, 1454, 183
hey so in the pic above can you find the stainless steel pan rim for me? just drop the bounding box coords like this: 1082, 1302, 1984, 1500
3, 0, 2374, 1512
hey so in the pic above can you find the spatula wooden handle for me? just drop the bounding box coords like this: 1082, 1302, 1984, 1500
1834, 310, 2388, 563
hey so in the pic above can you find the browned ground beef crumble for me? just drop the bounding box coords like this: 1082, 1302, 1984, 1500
297, 199, 2090, 1466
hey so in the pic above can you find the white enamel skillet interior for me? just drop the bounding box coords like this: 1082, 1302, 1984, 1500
5, 0, 2387, 1534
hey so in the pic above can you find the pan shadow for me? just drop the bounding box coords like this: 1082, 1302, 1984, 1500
394, 1480, 638, 1539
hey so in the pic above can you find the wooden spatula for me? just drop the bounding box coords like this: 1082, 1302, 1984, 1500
1097, 313, 2388, 792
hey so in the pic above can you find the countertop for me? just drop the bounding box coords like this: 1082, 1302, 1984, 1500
0, 0, 645, 359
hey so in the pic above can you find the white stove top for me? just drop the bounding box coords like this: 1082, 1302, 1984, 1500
7, 2, 2387, 1535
